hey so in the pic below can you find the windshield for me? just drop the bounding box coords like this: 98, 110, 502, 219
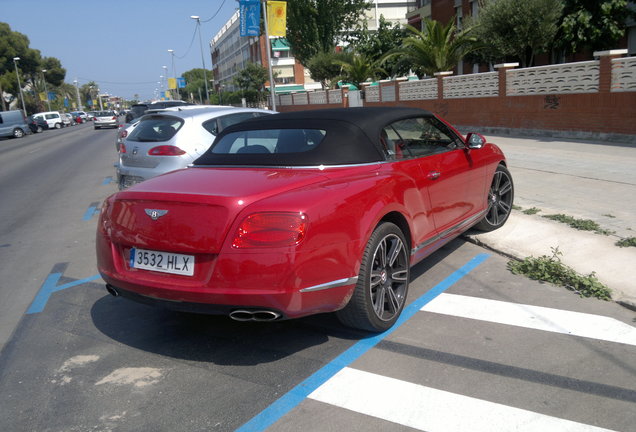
126, 116, 184, 142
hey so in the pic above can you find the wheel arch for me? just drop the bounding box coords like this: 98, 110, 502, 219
378, 211, 412, 250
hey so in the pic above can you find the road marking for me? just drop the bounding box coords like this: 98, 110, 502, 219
235, 253, 490, 432
309, 367, 615, 432
83, 201, 100, 220
421, 293, 636, 346
102, 176, 114, 185
27, 268, 101, 314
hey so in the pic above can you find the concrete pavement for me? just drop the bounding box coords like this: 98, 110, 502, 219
466, 210, 636, 311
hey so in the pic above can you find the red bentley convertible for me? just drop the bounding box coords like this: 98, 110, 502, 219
96, 107, 513, 331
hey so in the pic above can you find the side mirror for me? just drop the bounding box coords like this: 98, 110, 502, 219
466, 132, 486, 149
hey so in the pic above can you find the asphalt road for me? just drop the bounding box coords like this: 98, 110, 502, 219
0, 125, 634, 431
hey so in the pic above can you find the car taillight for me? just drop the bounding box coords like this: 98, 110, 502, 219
121, 130, 128, 138
147, 145, 186, 156
120, 143, 127, 153
112, 116, 117, 120
233, 212, 307, 248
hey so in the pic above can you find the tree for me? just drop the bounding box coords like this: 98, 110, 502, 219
286, 0, 372, 65
306, 50, 353, 89
178, 68, 212, 102
384, 20, 480, 76
349, 15, 409, 77
233, 62, 268, 102
556, 0, 635, 54
335, 53, 386, 89
469, 0, 563, 67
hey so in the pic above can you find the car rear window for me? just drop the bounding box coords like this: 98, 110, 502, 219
126, 116, 184, 142
209, 129, 326, 155
96, 111, 114, 117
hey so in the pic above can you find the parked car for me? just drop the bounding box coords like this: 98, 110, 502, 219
115, 117, 140, 152
125, 104, 149, 122
86, 111, 96, 121
26, 115, 49, 133
71, 111, 88, 122
93, 111, 118, 129
61, 113, 75, 126
0, 110, 31, 138
33, 111, 63, 129
116, 106, 273, 189
97, 107, 514, 332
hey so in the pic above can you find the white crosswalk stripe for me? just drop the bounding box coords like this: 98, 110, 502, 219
421, 293, 636, 346
309, 367, 616, 432
302, 295, 635, 431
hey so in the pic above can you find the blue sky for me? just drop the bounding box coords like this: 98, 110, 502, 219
1, 0, 239, 100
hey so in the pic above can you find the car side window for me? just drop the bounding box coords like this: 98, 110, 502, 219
381, 117, 461, 160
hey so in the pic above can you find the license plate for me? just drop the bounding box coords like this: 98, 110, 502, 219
130, 248, 194, 276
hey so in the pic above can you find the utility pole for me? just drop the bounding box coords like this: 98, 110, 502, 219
261, 0, 277, 111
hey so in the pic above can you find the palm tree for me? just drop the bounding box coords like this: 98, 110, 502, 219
384, 19, 480, 77
335, 53, 387, 90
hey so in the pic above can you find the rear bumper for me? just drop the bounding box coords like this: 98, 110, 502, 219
96, 232, 359, 319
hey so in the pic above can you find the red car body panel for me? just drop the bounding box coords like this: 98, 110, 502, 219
96, 108, 507, 319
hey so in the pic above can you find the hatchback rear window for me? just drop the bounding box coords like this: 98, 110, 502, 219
127, 116, 184, 142
96, 111, 115, 117
210, 129, 326, 154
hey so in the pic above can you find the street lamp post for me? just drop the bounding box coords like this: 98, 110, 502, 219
167, 50, 178, 100
191, 15, 210, 104
41, 69, 51, 111
162, 65, 170, 99
73, 79, 82, 111
12, 57, 27, 116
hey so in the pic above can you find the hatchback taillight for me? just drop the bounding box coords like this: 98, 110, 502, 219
120, 143, 127, 153
232, 212, 307, 248
148, 145, 186, 156
111, 116, 117, 120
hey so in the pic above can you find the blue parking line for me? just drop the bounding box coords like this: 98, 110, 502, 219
102, 176, 113, 185
235, 253, 490, 432
27, 273, 101, 314
82, 202, 100, 220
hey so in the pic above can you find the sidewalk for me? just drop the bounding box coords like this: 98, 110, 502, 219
466, 212, 636, 310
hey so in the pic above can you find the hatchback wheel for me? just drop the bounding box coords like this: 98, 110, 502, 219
54, 123, 61, 129
475, 164, 514, 231
337, 222, 409, 332
13, 128, 25, 138
36, 126, 43, 133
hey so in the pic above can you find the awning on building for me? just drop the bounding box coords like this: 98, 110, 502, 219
271, 38, 291, 51
267, 84, 306, 94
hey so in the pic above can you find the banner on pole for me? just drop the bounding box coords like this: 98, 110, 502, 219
267, 1, 287, 37
39, 92, 47, 102
168, 78, 177, 89
177, 77, 186, 88
239, 0, 261, 37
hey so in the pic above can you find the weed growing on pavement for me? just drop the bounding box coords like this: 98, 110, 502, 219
603, 214, 616, 218
522, 207, 541, 215
512, 205, 522, 211
615, 237, 636, 248
542, 214, 615, 235
508, 247, 612, 301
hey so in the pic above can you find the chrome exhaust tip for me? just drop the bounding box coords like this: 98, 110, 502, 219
229, 309, 281, 322
105, 284, 119, 297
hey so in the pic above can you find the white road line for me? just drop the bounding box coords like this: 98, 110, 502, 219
309, 367, 616, 432
421, 293, 636, 346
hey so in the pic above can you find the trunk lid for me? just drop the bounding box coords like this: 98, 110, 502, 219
106, 167, 329, 253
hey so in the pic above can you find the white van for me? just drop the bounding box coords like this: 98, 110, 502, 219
33, 111, 63, 129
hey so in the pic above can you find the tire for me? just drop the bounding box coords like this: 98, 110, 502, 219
54, 123, 61, 129
94, 126, 99, 130
474, 164, 514, 232
337, 222, 410, 332
36, 126, 43, 133
12, 128, 25, 138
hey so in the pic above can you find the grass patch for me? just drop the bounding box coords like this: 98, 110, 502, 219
512, 205, 522, 211
603, 214, 616, 218
615, 237, 636, 248
542, 214, 615, 235
508, 248, 611, 300
522, 207, 541, 215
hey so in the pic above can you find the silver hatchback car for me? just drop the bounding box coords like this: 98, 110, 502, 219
94, 111, 118, 129
116, 106, 274, 189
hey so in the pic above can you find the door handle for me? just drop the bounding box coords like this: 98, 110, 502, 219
427, 170, 441, 180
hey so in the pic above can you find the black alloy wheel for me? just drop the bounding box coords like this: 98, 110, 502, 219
337, 222, 410, 332
475, 164, 514, 231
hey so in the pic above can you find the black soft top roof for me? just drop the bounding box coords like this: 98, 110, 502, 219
194, 107, 435, 166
